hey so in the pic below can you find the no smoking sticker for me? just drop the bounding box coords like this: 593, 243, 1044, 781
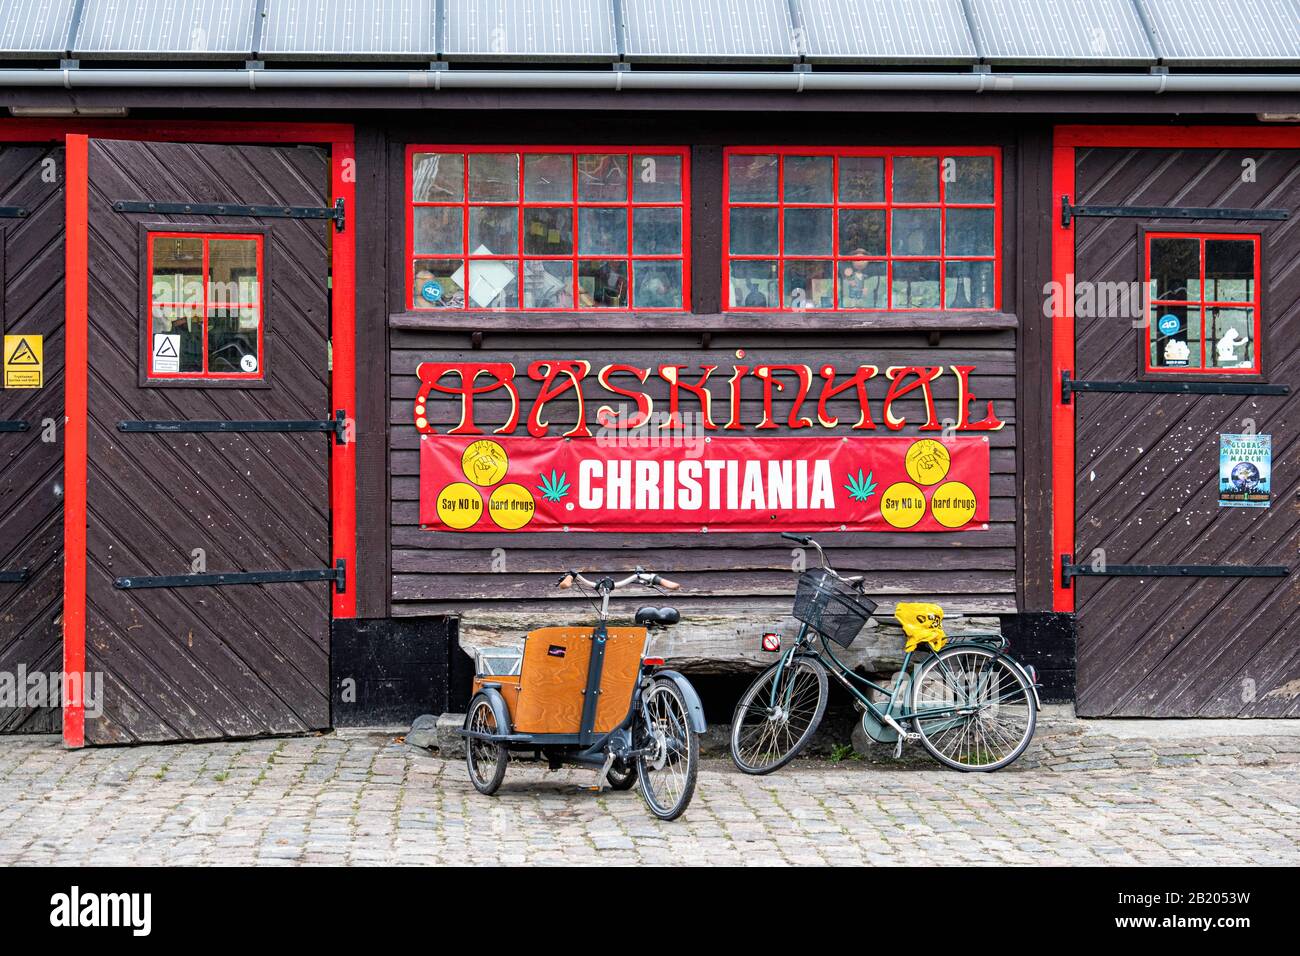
3, 334, 42, 388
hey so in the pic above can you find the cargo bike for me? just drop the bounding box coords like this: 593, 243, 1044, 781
730, 533, 1040, 773
461, 568, 706, 821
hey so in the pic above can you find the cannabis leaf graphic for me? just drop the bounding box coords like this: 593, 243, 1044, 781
844, 468, 877, 502
537, 469, 571, 503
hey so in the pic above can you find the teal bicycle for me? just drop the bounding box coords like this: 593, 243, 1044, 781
730, 533, 1039, 773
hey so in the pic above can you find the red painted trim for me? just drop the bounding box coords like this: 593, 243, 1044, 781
1049, 124, 1300, 614
1055, 125, 1300, 150
1142, 231, 1262, 375
405, 145, 690, 311
721, 146, 1002, 312
145, 231, 266, 380
62, 134, 89, 748
331, 136, 358, 619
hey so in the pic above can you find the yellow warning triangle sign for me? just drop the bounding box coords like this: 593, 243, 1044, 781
6, 338, 38, 365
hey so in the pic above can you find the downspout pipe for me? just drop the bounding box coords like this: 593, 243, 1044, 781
0, 68, 1298, 94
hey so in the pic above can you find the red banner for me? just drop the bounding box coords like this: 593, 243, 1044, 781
420, 435, 989, 533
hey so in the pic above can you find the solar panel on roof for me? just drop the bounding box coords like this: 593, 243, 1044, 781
74, 0, 256, 58
260, 0, 437, 59
970, 0, 1155, 65
1137, 0, 1300, 64
797, 0, 977, 64
622, 0, 797, 62
442, 0, 616, 60
0, 0, 77, 56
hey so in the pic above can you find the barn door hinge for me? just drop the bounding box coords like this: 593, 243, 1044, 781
118, 411, 350, 443
1060, 197, 1288, 228
1061, 370, 1289, 405
0, 568, 31, 584
1061, 554, 1289, 588
0, 419, 30, 432
0, 206, 28, 219
113, 197, 346, 231
115, 558, 347, 593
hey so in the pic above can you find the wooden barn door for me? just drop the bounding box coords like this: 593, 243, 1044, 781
0, 144, 64, 733
1069, 145, 1298, 717
82, 138, 338, 744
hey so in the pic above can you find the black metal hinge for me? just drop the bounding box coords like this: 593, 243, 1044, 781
1061, 554, 1289, 588
1061, 371, 1289, 405
0, 420, 30, 432
118, 410, 349, 443
116, 558, 346, 593
113, 197, 346, 231
1061, 197, 1288, 228
0, 206, 28, 219
0, 568, 31, 584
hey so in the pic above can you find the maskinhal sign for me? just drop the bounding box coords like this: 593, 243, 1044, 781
414, 361, 998, 534
413, 360, 1006, 436
420, 434, 989, 533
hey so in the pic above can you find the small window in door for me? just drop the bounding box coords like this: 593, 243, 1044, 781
148, 232, 264, 380
1146, 232, 1261, 374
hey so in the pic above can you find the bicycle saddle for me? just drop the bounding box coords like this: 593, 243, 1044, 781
635, 606, 680, 627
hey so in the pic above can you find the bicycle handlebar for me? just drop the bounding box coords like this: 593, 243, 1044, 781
778, 533, 864, 587
558, 568, 680, 593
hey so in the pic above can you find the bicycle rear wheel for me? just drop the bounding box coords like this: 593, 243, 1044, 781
729, 655, 828, 774
910, 646, 1036, 772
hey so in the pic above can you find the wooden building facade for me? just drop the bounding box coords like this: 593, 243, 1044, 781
0, 0, 1296, 745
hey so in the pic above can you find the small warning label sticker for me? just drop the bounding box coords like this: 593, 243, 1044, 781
153, 333, 180, 374
3, 334, 42, 388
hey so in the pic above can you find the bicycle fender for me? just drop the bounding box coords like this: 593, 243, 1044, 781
464, 688, 513, 737
653, 670, 708, 734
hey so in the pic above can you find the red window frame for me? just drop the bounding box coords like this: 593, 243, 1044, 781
146, 230, 266, 381
722, 146, 1002, 312
405, 144, 691, 312
1144, 231, 1262, 375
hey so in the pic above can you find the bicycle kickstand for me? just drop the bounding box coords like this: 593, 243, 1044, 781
588, 751, 616, 792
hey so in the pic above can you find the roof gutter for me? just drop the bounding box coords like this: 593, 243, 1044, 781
1, 68, 1298, 94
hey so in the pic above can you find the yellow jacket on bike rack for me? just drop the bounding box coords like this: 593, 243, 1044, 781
894, 603, 948, 653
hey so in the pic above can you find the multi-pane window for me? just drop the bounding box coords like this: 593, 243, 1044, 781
724, 148, 1000, 312
1146, 233, 1261, 374
147, 232, 264, 380
407, 146, 689, 311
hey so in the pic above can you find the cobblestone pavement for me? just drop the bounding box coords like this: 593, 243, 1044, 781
1, 732, 1297, 866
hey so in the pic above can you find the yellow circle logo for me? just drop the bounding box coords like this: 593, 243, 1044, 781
436, 482, 484, 530
488, 482, 536, 530
462, 439, 509, 486
905, 439, 951, 486
930, 480, 978, 529
879, 482, 927, 529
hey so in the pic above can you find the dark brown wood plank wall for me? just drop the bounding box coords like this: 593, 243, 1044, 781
1072, 145, 1299, 716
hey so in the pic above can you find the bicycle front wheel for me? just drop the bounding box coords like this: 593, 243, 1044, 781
637, 679, 699, 821
730, 655, 828, 775
910, 646, 1037, 772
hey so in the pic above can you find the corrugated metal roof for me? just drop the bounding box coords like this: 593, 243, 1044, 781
798, 0, 977, 64
0, 0, 77, 56
623, 0, 797, 62
1137, 0, 1300, 64
75, 0, 257, 58
261, 0, 437, 59
970, 0, 1155, 64
443, 0, 616, 61
1, 0, 1297, 66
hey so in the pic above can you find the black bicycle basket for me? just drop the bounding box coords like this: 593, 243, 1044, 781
792, 568, 877, 647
